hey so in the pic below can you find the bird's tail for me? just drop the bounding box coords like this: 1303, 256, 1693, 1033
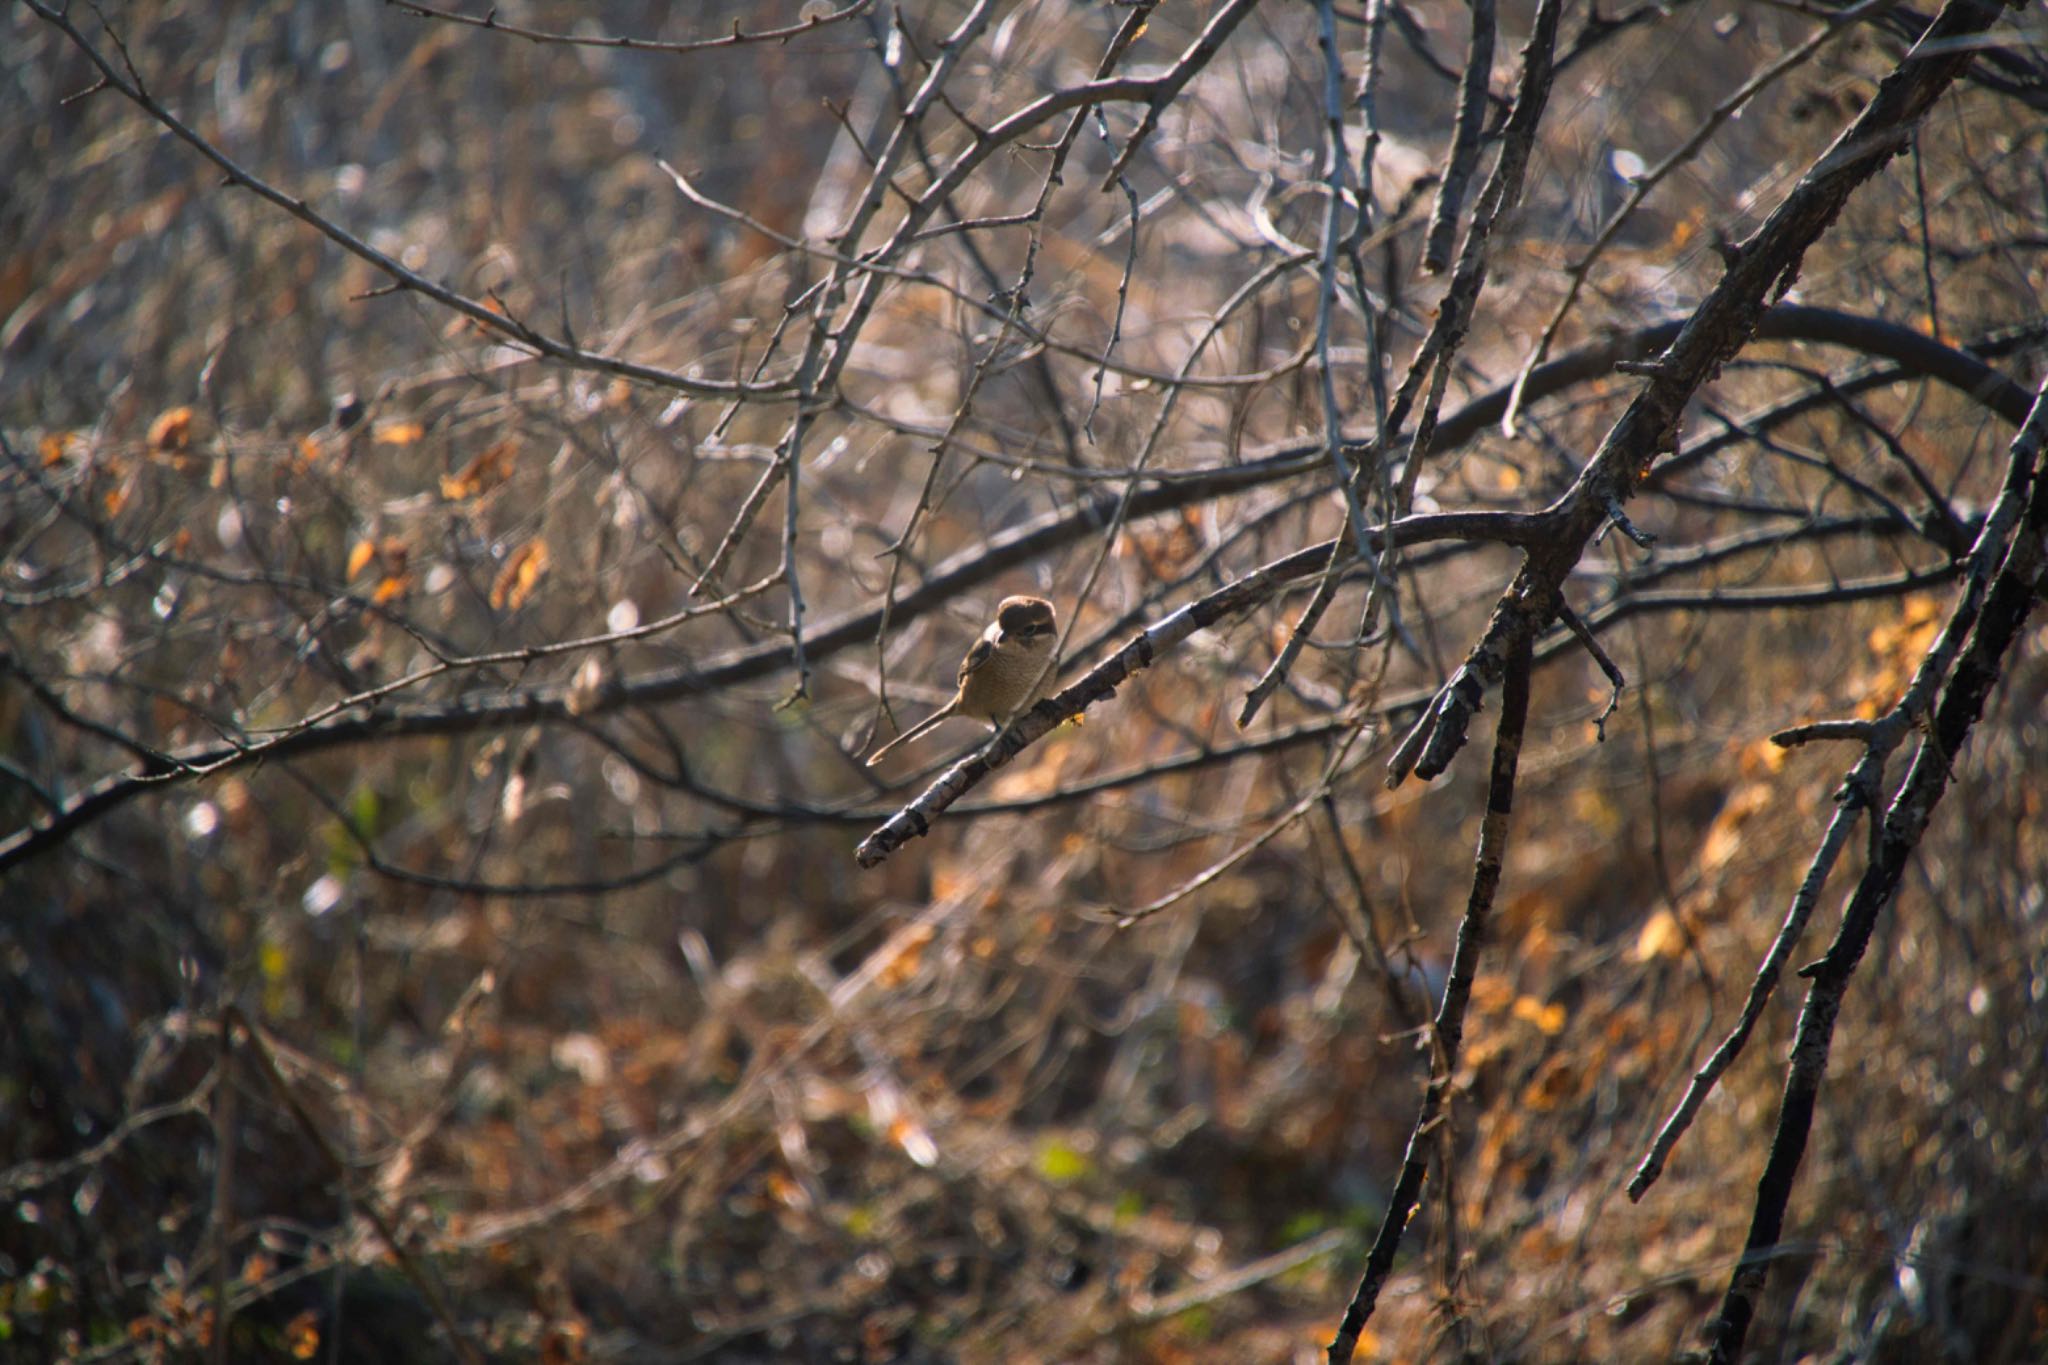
863, 705, 956, 767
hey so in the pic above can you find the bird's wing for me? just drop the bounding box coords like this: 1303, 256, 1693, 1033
957, 634, 996, 688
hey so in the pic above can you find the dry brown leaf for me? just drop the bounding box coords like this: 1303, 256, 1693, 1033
539, 1319, 588, 1365
440, 438, 518, 501
1468, 972, 1515, 1015
1699, 781, 1773, 872
148, 406, 193, 453
1632, 909, 1689, 963
284, 1309, 320, 1360
989, 745, 1069, 801
490, 538, 550, 610
445, 295, 508, 338
1867, 593, 1942, 665
40, 430, 77, 467
877, 923, 935, 989
929, 860, 969, 904
1738, 735, 1788, 776
564, 655, 604, 716
1511, 995, 1568, 1036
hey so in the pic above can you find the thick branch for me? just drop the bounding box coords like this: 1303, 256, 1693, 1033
1386, 0, 2027, 788
852, 510, 1533, 868
1701, 373, 2048, 1362
1326, 630, 1535, 1359
0, 305, 2028, 872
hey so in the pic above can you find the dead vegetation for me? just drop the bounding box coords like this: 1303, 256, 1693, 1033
3, 1, 2046, 1361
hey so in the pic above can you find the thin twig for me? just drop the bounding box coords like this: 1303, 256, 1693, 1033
386, 0, 873, 53
1631, 370, 2048, 1205
228, 1008, 485, 1365
1498, 0, 1887, 435
1326, 630, 1535, 1360
1702, 367, 2048, 1365
1421, 0, 1496, 274
1555, 596, 1626, 738
25, 0, 776, 401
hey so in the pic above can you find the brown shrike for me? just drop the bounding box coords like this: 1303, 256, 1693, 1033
864, 596, 1059, 767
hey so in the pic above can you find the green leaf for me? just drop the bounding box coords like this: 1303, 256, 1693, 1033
1033, 1138, 1093, 1184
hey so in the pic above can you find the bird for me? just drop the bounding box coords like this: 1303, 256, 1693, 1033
864, 595, 1059, 767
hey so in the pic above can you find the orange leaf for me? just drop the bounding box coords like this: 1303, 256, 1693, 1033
285, 1309, 321, 1361
877, 923, 935, 989
490, 538, 550, 610
765, 1171, 810, 1210
1699, 782, 1773, 872
372, 574, 411, 604
439, 438, 518, 501
1633, 910, 1688, 963
103, 481, 132, 516
1738, 736, 1787, 776
1321, 1323, 1378, 1359
148, 406, 193, 453
1469, 972, 1515, 1015
40, 430, 77, 466
346, 539, 377, 580
1511, 995, 1568, 1036
374, 419, 426, 446
445, 296, 508, 338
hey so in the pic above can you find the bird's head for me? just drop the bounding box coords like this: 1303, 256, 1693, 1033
995, 595, 1057, 645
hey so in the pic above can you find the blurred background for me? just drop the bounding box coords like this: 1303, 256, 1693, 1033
4, 1, 2046, 1360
